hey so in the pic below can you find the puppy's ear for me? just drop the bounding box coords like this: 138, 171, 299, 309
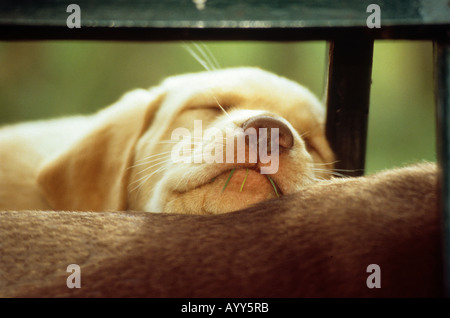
37, 89, 165, 211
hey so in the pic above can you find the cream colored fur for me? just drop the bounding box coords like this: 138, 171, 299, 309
0, 67, 334, 214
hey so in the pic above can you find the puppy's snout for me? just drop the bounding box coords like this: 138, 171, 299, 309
242, 115, 294, 150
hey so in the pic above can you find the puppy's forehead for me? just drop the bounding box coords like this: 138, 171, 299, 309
163, 67, 297, 93
161, 67, 321, 112
149, 67, 325, 139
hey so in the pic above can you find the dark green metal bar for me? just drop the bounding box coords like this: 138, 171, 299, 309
325, 38, 374, 177
434, 39, 450, 297
0, 0, 449, 41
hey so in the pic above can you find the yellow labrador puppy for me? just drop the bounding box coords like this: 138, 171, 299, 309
0, 67, 334, 214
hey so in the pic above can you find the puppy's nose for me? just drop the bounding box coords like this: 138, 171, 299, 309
242, 115, 294, 149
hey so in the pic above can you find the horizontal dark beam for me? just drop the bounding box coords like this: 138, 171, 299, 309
1, 25, 449, 42
0, 0, 449, 41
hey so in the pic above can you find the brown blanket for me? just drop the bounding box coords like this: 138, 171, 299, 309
0, 163, 442, 297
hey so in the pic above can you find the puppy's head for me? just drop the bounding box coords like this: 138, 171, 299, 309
130, 67, 335, 213
38, 67, 334, 214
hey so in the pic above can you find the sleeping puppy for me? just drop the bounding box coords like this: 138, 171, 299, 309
0, 67, 334, 214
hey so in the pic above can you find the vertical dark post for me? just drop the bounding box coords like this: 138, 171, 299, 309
325, 38, 374, 177
434, 40, 450, 297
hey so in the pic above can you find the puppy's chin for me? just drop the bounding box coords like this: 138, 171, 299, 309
164, 168, 279, 214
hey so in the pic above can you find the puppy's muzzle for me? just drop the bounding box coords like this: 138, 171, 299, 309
242, 115, 294, 153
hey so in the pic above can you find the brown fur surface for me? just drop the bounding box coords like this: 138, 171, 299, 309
0, 163, 442, 297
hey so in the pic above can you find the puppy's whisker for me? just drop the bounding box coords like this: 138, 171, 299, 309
132, 161, 175, 177
299, 131, 311, 139
213, 95, 233, 120
155, 137, 231, 147
131, 153, 174, 167
128, 159, 170, 172
183, 42, 214, 72
190, 136, 229, 140
310, 176, 328, 183
182, 42, 234, 123
156, 140, 204, 145
129, 165, 170, 194
183, 41, 221, 72
311, 168, 348, 178
311, 161, 362, 177
134, 159, 176, 177
198, 42, 221, 70
193, 42, 220, 71
312, 160, 341, 166
133, 149, 213, 176
155, 141, 205, 149
130, 158, 171, 170
133, 150, 174, 163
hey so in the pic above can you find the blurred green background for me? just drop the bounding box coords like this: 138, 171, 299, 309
0, 40, 435, 174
